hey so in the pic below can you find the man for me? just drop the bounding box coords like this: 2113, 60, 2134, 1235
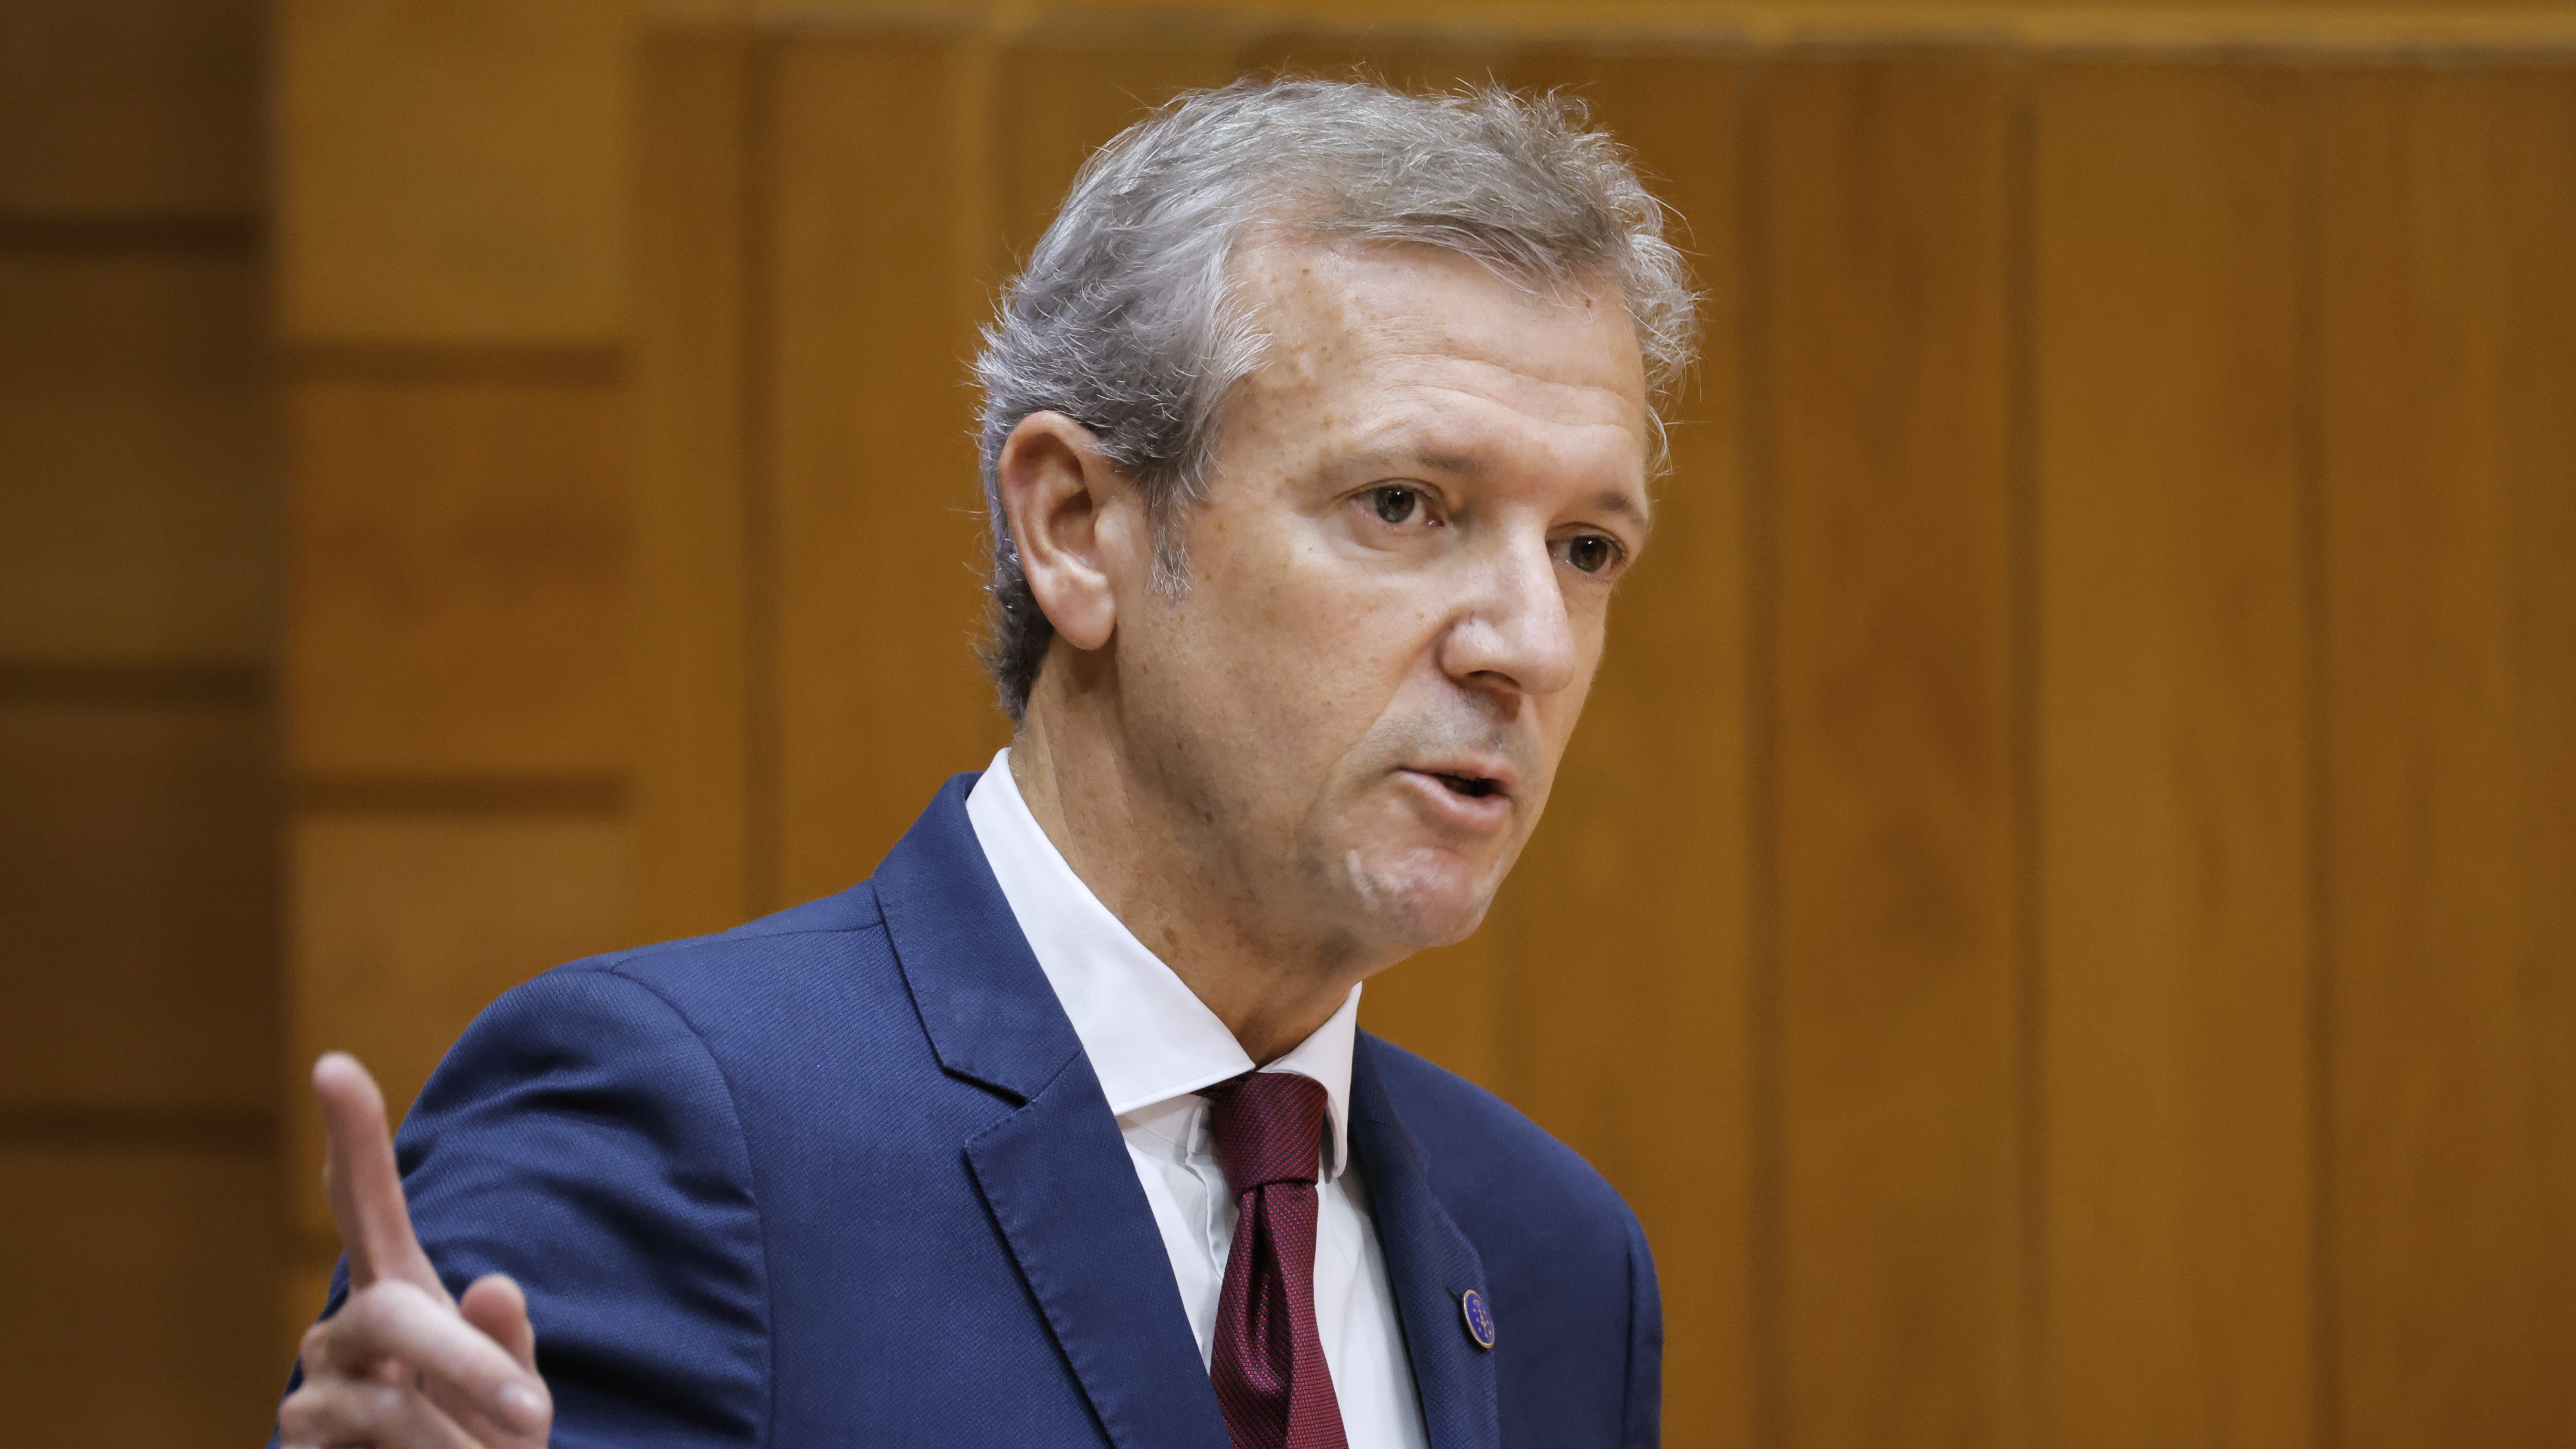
277, 77, 1696, 1448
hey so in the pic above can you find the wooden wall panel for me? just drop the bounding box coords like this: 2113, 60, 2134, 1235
0, 1151, 277, 1444
0, 700, 275, 1112
285, 814, 636, 1239
1764, 55, 2023, 1449
2032, 61, 2314, 1449
0, 252, 275, 664
1238, 27, 1525, 89
1, 0, 281, 1437
274, 0, 638, 342
286, 377, 629, 779
271, 0, 656, 1384
0, 0, 262, 216
633, 28, 758, 940
2318, 63, 2576, 1449
768, 33, 1012, 904
993, 28, 1242, 264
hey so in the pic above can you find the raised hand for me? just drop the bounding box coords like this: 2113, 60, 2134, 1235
278, 1054, 554, 1449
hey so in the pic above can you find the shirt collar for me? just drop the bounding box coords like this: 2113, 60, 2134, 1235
964, 749, 1357, 1177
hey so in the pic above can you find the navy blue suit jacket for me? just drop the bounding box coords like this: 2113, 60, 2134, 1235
286, 775, 1660, 1447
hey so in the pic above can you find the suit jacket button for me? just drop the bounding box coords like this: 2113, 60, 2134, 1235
1459, 1288, 1495, 1350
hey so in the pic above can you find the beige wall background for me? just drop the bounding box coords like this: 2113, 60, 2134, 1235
2, 2, 2570, 1446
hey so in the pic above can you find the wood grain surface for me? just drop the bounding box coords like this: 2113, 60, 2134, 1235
2317, 61, 2576, 1449
0, 6, 2518, 1447
2032, 59, 2315, 1449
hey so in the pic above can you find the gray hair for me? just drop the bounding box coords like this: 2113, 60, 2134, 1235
973, 76, 1699, 720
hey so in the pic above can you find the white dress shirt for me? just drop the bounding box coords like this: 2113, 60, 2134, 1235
966, 750, 1431, 1449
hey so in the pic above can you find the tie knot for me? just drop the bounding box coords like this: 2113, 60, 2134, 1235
1202, 1072, 1328, 1197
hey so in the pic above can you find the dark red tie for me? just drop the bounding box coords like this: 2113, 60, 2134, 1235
1202, 1072, 1349, 1449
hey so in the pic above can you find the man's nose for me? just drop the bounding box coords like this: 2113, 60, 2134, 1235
1437, 535, 1582, 700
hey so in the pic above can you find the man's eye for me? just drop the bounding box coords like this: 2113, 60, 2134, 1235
1556, 534, 1621, 575
1367, 486, 1425, 526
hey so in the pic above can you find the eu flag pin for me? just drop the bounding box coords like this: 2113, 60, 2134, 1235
1459, 1288, 1496, 1350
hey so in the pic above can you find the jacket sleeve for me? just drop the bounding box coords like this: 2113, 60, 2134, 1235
1620, 1209, 1664, 1449
281, 963, 771, 1447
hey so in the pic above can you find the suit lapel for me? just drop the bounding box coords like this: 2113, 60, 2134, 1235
876, 776, 1226, 1449
874, 775, 1081, 1103
1350, 1039, 1501, 1449
964, 1063, 1231, 1449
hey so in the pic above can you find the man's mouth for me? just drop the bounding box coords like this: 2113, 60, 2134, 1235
1395, 761, 1519, 832
1405, 755, 1519, 802
1430, 772, 1503, 799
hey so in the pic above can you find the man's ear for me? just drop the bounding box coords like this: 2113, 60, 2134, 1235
996, 411, 1129, 652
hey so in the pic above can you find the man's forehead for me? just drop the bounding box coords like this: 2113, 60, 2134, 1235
1236, 243, 1646, 410
1239, 237, 1622, 341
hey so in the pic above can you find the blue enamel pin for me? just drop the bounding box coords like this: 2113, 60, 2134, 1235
1459, 1288, 1496, 1350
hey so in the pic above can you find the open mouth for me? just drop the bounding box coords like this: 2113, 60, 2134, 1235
1430, 772, 1502, 799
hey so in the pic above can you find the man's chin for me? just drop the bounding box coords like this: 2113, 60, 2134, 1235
1335, 841, 1508, 950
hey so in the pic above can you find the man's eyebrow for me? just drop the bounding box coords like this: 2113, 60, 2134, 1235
1593, 489, 1653, 534
1411, 450, 1482, 476
1319, 447, 1482, 484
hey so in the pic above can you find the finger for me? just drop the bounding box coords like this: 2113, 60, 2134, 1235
297, 1317, 419, 1390
313, 1052, 440, 1296
441, 1275, 543, 1443
297, 1319, 331, 1378
279, 1375, 482, 1449
459, 1274, 537, 1372
322, 1280, 550, 1437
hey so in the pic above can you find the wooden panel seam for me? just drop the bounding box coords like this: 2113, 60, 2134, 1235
744, 29, 785, 918
677, 12, 2576, 61
1736, 52, 1788, 1449
2002, 55, 2049, 1449
0, 661, 271, 707
0, 213, 260, 254
0, 1107, 274, 1153
292, 775, 628, 817
2291, 64, 2340, 1449
285, 342, 626, 386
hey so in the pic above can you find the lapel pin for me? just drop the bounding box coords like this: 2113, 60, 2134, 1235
1459, 1288, 1495, 1350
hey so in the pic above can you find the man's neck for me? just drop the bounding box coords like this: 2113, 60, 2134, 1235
1007, 688, 1381, 1065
